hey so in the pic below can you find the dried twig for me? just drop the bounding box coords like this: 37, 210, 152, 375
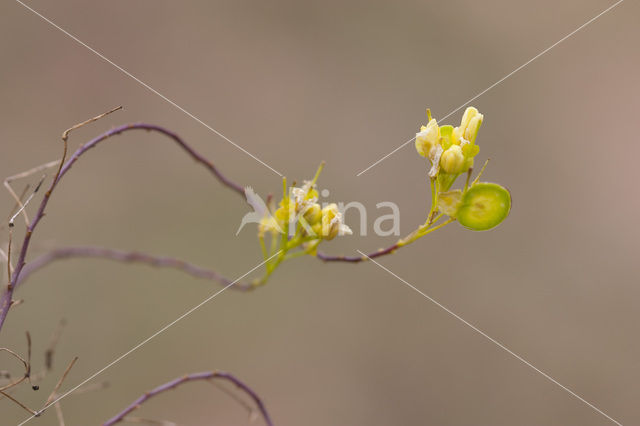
16, 246, 254, 292
6, 230, 12, 288
102, 371, 273, 426
45, 319, 66, 372
0, 324, 108, 424
44, 356, 78, 407
3, 160, 59, 227
0, 346, 29, 392
122, 417, 177, 425
28, 318, 67, 384
8, 175, 47, 228
0, 183, 31, 231
0, 389, 38, 415
54, 401, 66, 426
63, 107, 123, 143
0, 120, 245, 333
26, 331, 32, 386
316, 243, 399, 263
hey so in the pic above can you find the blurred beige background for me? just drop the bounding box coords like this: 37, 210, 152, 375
1, 0, 639, 425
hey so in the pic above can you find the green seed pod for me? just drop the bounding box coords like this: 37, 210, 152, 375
457, 183, 511, 231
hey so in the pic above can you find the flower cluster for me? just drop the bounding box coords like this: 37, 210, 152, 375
253, 163, 351, 283
246, 106, 510, 284
259, 177, 352, 244
415, 107, 482, 189
411, 106, 510, 235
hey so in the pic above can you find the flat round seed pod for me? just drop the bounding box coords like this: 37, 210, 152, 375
457, 183, 511, 231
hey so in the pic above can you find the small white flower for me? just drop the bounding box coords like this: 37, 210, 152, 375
321, 204, 352, 240
428, 145, 444, 179
415, 118, 440, 158
291, 181, 318, 213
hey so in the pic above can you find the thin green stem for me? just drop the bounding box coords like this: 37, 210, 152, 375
417, 218, 455, 238
283, 250, 310, 261
258, 235, 268, 261
471, 158, 490, 186
463, 168, 472, 192
310, 161, 325, 186
428, 212, 444, 226
427, 177, 441, 225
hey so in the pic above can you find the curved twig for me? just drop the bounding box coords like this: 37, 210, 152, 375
102, 371, 273, 426
316, 243, 399, 263
0, 122, 245, 333
58, 123, 244, 196
17, 246, 253, 291
0, 347, 29, 392
315, 214, 456, 262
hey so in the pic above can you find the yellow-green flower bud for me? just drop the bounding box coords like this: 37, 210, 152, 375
458, 107, 483, 143
303, 203, 322, 226
464, 115, 483, 143
274, 205, 288, 223
321, 203, 340, 240
415, 118, 439, 158
440, 145, 466, 174
259, 215, 281, 236
459, 107, 478, 133
320, 203, 352, 240
451, 126, 463, 145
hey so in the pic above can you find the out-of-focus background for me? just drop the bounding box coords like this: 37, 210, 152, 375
1, 0, 638, 425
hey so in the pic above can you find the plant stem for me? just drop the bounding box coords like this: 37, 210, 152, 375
0, 123, 246, 333
15, 246, 254, 292
102, 371, 273, 426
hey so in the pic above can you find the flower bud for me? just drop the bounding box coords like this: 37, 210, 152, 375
320, 203, 352, 240
458, 107, 483, 144
440, 145, 465, 174
259, 215, 282, 236
452, 126, 463, 145
321, 204, 340, 240
463, 115, 483, 143
303, 203, 322, 226
415, 119, 439, 158
459, 107, 478, 134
